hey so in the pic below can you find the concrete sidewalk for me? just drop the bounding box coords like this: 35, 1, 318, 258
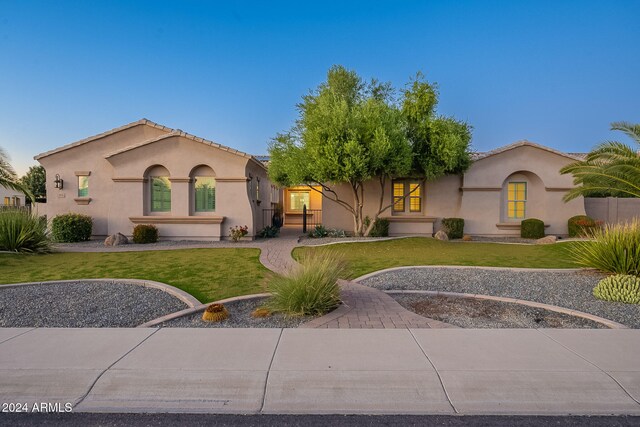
1, 328, 639, 415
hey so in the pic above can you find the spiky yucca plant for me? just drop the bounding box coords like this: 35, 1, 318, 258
561, 122, 640, 200
267, 251, 348, 316
569, 219, 640, 276
0, 210, 51, 253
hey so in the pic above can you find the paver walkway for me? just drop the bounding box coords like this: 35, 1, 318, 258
301, 280, 456, 329
54, 228, 451, 329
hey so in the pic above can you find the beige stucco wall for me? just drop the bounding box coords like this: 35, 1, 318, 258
322, 143, 586, 236
37, 123, 269, 240
460, 145, 585, 235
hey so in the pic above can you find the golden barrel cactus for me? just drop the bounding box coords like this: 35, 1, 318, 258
202, 303, 229, 322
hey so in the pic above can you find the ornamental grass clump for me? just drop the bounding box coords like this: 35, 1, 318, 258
202, 303, 229, 322
267, 251, 348, 316
0, 210, 51, 253
569, 219, 640, 276
593, 275, 640, 304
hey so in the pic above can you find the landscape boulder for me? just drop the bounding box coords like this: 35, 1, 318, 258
434, 230, 449, 241
105, 233, 129, 246
535, 235, 557, 245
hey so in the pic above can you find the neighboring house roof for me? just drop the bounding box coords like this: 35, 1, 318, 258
254, 155, 270, 165
471, 140, 585, 162
34, 119, 172, 160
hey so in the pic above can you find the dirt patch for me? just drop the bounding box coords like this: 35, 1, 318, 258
392, 294, 608, 329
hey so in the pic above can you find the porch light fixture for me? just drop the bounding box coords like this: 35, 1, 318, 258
54, 174, 64, 189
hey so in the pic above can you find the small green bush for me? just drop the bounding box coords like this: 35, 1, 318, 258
132, 224, 159, 244
570, 219, 640, 275
327, 228, 347, 238
521, 218, 545, 239
568, 215, 600, 237
267, 251, 348, 316
51, 213, 92, 242
593, 274, 640, 304
369, 218, 390, 237
442, 218, 464, 239
309, 224, 328, 238
257, 225, 280, 238
0, 210, 51, 253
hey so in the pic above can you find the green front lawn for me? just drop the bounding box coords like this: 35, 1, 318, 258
0, 248, 269, 303
293, 238, 580, 278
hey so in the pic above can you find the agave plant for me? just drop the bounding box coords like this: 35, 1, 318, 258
561, 122, 640, 200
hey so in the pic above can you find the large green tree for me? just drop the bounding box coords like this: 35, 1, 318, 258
20, 165, 46, 201
268, 65, 472, 236
561, 122, 640, 200
0, 147, 32, 200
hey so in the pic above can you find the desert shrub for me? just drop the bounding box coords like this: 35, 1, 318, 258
327, 228, 347, 238
569, 219, 640, 275
369, 218, 390, 237
0, 210, 51, 253
132, 224, 159, 244
593, 274, 640, 304
442, 218, 464, 239
266, 251, 348, 316
520, 218, 545, 239
309, 224, 328, 238
257, 225, 280, 238
51, 213, 92, 242
568, 215, 601, 237
229, 225, 248, 242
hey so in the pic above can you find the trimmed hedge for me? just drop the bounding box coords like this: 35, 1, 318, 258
132, 224, 159, 244
51, 213, 92, 242
442, 218, 464, 239
521, 218, 545, 239
568, 215, 599, 237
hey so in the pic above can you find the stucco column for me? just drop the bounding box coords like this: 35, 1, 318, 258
169, 178, 191, 216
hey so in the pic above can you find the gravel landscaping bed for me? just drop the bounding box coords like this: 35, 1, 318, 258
360, 267, 640, 328
392, 294, 606, 329
161, 297, 315, 328
0, 281, 189, 327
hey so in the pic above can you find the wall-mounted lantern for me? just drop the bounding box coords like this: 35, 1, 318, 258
54, 174, 64, 189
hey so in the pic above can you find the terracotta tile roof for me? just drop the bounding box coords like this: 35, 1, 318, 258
34, 119, 172, 160
471, 140, 585, 162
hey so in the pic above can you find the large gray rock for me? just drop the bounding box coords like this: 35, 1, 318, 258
105, 233, 129, 246
434, 230, 449, 241
536, 235, 557, 245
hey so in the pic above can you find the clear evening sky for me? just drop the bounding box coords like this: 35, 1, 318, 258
1, 0, 638, 176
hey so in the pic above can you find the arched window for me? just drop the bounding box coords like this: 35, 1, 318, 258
190, 165, 216, 213
145, 165, 171, 213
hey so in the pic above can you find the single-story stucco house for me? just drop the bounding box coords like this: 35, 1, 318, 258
36, 119, 589, 239
0, 184, 26, 208
321, 141, 587, 236
35, 119, 277, 240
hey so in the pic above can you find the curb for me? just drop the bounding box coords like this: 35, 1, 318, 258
353, 265, 587, 283
138, 293, 272, 327
0, 278, 201, 309
385, 290, 628, 329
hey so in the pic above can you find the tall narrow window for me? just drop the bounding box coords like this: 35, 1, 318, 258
3, 197, 10, 206
78, 176, 89, 197
393, 182, 405, 212
151, 177, 171, 212
507, 182, 526, 219
195, 177, 216, 212
289, 191, 309, 211
409, 182, 422, 212
256, 177, 261, 202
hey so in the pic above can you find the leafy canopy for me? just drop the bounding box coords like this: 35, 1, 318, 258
20, 165, 46, 200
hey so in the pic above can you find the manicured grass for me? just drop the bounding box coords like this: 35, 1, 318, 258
293, 238, 580, 278
0, 248, 270, 303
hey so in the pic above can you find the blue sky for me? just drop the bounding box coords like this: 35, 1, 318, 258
1, 0, 638, 175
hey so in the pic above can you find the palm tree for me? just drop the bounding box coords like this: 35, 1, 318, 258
0, 147, 33, 200
561, 122, 640, 200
